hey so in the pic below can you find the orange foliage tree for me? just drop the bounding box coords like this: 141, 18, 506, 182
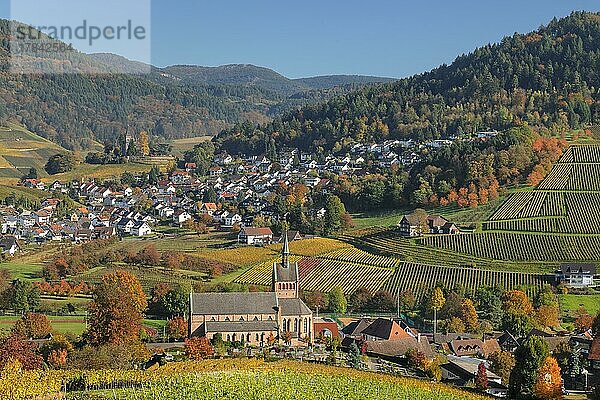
184, 337, 214, 360
12, 312, 52, 339
502, 290, 533, 316
574, 307, 593, 332
533, 357, 562, 400
167, 317, 188, 340
461, 299, 479, 333
87, 270, 148, 345
0, 334, 43, 370
536, 305, 559, 329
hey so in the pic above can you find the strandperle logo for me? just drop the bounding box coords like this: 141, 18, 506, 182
9, 0, 151, 75
14, 20, 148, 46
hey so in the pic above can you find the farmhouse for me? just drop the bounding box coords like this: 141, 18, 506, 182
238, 227, 273, 245
189, 233, 312, 346
556, 264, 596, 287
397, 213, 460, 237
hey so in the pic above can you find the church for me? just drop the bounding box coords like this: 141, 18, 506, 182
188, 232, 313, 347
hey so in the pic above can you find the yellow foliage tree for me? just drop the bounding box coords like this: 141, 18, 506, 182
139, 131, 150, 156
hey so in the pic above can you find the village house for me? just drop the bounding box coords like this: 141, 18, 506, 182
189, 234, 312, 346
441, 356, 507, 398
131, 221, 152, 237
556, 264, 596, 287
0, 236, 20, 256
238, 227, 273, 245
398, 214, 460, 237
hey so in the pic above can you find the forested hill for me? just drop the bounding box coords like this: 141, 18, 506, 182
0, 21, 391, 150
215, 11, 600, 155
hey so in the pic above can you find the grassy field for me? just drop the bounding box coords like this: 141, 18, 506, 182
558, 294, 600, 315
171, 136, 212, 157
0, 315, 86, 335
351, 193, 506, 230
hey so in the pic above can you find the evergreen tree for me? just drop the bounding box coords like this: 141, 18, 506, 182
509, 336, 550, 399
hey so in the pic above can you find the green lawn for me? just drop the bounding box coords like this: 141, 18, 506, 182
351, 195, 506, 231
0, 315, 87, 335
0, 261, 43, 280
559, 294, 600, 315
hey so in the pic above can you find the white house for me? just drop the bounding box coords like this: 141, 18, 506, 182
238, 227, 273, 245
173, 210, 193, 226
131, 221, 152, 237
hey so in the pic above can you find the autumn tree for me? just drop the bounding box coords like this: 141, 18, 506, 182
185, 337, 214, 360
533, 357, 562, 400
431, 287, 445, 335
398, 289, 416, 312
444, 317, 466, 333
167, 317, 187, 340
305, 290, 326, 311
368, 290, 395, 312
87, 270, 148, 345
461, 298, 479, 333
0, 334, 43, 370
138, 131, 150, 156
502, 290, 534, 336
349, 287, 371, 312
503, 290, 533, 315
12, 312, 52, 339
475, 362, 489, 392
40, 334, 73, 369
574, 307, 593, 332
509, 336, 549, 399
536, 305, 559, 329
489, 350, 515, 384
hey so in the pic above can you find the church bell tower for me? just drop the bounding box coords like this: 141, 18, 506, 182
272, 229, 299, 299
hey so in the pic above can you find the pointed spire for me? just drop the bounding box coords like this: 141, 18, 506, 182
282, 227, 289, 268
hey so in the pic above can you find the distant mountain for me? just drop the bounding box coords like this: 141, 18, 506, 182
294, 75, 396, 90
161, 64, 394, 95
0, 21, 392, 150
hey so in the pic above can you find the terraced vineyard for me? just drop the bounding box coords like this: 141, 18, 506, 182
319, 247, 399, 268
344, 231, 550, 272
384, 262, 548, 301
420, 232, 600, 262
236, 256, 393, 295
419, 145, 600, 263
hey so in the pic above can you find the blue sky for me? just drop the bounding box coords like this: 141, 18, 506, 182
1, 1, 599, 78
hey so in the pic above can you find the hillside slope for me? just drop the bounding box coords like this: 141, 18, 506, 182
0, 124, 69, 180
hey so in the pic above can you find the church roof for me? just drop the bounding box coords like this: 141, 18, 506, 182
274, 262, 299, 282
191, 292, 278, 315
205, 320, 278, 333
279, 298, 312, 316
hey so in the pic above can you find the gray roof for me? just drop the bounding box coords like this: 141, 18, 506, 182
205, 320, 278, 333
279, 298, 312, 316
191, 292, 278, 315
364, 337, 433, 358
274, 262, 299, 282
560, 263, 596, 274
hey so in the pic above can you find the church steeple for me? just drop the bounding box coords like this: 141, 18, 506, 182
282, 228, 290, 268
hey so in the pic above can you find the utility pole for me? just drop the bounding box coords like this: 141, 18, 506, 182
396, 288, 400, 319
